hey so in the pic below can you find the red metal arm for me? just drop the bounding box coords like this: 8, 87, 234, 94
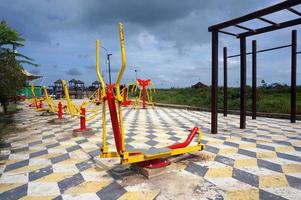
106, 84, 123, 154
167, 127, 199, 149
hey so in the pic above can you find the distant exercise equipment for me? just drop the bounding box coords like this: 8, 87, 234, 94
133, 79, 155, 109
61, 80, 98, 134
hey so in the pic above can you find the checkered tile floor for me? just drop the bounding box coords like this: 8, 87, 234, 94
0, 102, 300, 199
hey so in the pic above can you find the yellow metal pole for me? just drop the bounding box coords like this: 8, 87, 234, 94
118, 104, 125, 151
101, 99, 107, 153
62, 80, 74, 117
198, 130, 202, 144
96, 39, 106, 97
42, 86, 53, 112
115, 22, 126, 102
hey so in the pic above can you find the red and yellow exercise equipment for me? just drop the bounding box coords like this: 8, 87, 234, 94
97, 22, 204, 168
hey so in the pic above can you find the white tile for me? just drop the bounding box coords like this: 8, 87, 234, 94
28, 182, 60, 196
53, 164, 79, 173
0, 172, 28, 183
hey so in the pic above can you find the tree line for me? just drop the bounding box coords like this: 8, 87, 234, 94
0, 20, 37, 114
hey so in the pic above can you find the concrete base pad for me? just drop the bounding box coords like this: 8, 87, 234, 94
94, 157, 120, 170
131, 162, 177, 179
40, 111, 56, 116
48, 118, 70, 124
72, 128, 95, 137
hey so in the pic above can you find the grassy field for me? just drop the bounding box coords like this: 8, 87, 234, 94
152, 87, 301, 114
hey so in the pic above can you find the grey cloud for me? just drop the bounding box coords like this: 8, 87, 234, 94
66, 67, 82, 76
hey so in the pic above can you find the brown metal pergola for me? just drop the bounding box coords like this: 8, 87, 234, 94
208, 0, 301, 134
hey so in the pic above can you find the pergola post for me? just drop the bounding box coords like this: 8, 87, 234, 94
211, 31, 218, 134
223, 47, 228, 117
252, 40, 257, 119
240, 37, 246, 129
291, 30, 297, 123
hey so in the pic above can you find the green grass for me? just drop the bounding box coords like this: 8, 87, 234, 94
152, 87, 301, 114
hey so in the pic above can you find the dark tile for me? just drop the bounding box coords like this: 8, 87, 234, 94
286, 175, 301, 190
185, 163, 208, 177
259, 189, 288, 200
66, 145, 81, 152
273, 140, 291, 146
96, 181, 126, 200
232, 168, 259, 187
88, 149, 100, 158
0, 142, 11, 148
294, 147, 301, 152
241, 138, 257, 143
46, 142, 60, 149
256, 144, 275, 151
166, 131, 177, 136
169, 136, 181, 142
4, 159, 29, 172
145, 140, 159, 147
42, 134, 55, 139
0, 155, 9, 161
215, 155, 235, 166
125, 138, 135, 143
257, 159, 283, 173
57, 137, 70, 142
30, 149, 48, 158
277, 152, 301, 162
11, 146, 29, 153
50, 153, 70, 164
224, 141, 239, 148
237, 149, 257, 158
76, 139, 88, 144
76, 160, 93, 171
205, 145, 219, 154
58, 173, 84, 193
52, 195, 63, 200
146, 134, 157, 139
0, 184, 28, 200
29, 140, 43, 146
29, 165, 53, 181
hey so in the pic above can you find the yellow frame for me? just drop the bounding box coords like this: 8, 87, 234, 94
61, 80, 98, 121
97, 22, 204, 165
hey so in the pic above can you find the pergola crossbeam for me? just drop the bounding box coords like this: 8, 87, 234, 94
234, 24, 255, 32
287, 7, 301, 16
208, 0, 300, 31
258, 17, 278, 25
238, 18, 301, 38
218, 30, 238, 37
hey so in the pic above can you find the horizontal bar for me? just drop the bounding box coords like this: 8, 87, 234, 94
258, 17, 278, 25
218, 30, 238, 37
234, 24, 255, 32
227, 44, 292, 58
287, 7, 301, 17
209, 0, 300, 31
297, 51, 301, 54
238, 18, 301, 38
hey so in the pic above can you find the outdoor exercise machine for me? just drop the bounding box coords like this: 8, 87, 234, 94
61, 80, 98, 133
28, 83, 44, 111
120, 84, 133, 107
42, 85, 67, 120
136, 79, 155, 109
97, 22, 204, 168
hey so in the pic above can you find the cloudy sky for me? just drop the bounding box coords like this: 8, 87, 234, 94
1, 0, 300, 88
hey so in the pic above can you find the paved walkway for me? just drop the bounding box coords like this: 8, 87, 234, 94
0, 102, 301, 199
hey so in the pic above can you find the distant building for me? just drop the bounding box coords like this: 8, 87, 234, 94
191, 82, 208, 89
